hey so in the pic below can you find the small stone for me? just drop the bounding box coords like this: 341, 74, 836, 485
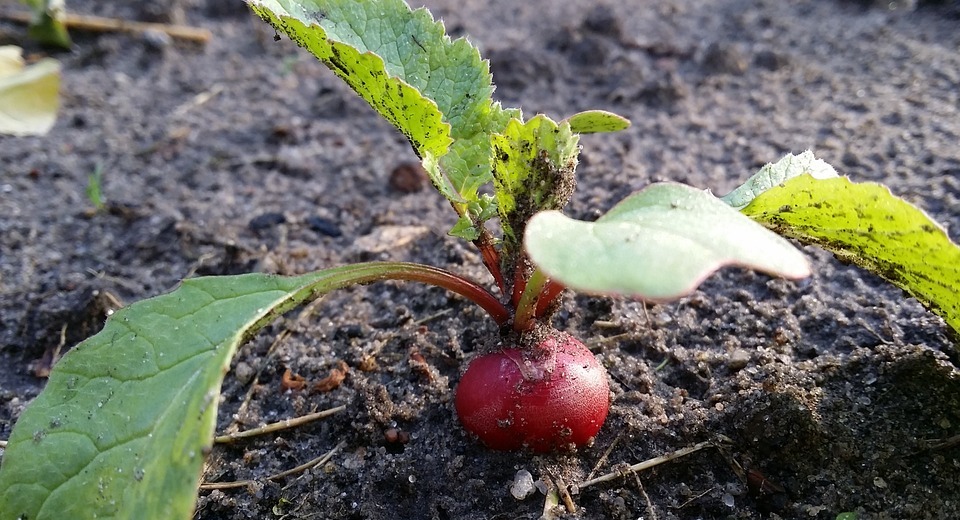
753, 50, 789, 71
276, 145, 311, 175
334, 323, 364, 339
534, 479, 548, 495
510, 469, 535, 500
306, 215, 342, 237
248, 212, 286, 232
384, 428, 410, 444
142, 29, 172, 50
728, 349, 751, 370
384, 428, 399, 443
388, 162, 428, 193
352, 225, 430, 254
233, 362, 255, 385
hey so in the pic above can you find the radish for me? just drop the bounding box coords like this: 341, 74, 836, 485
455, 330, 609, 452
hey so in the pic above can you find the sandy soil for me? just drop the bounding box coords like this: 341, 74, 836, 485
2, 1, 959, 519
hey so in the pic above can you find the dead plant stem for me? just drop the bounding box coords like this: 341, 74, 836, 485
215, 405, 347, 444
1, 10, 212, 43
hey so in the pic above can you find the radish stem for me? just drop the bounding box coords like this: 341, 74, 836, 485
513, 268, 548, 331
318, 261, 511, 325
534, 280, 566, 318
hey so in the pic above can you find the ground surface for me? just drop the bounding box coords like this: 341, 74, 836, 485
2, 0, 960, 519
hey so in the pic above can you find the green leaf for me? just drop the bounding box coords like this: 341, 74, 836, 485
741, 174, 960, 337
247, 0, 518, 210
524, 182, 810, 301
564, 109, 630, 134
0, 273, 322, 519
721, 150, 838, 210
449, 215, 481, 241
0, 46, 60, 136
85, 163, 106, 211
0, 263, 470, 519
22, 0, 71, 48
493, 115, 580, 254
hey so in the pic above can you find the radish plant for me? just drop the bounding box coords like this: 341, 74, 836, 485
2, 0, 959, 518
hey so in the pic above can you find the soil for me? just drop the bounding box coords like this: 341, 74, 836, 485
2, 0, 959, 519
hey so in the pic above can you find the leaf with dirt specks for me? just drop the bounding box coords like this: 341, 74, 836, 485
564, 109, 630, 134
0, 264, 444, 519
493, 115, 580, 252
247, 0, 518, 237
741, 174, 960, 337
525, 182, 810, 301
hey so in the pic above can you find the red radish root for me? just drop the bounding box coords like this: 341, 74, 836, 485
455, 330, 609, 452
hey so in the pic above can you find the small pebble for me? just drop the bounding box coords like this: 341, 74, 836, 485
142, 29, 172, 50
722, 492, 735, 507
728, 349, 751, 370
389, 162, 429, 193
334, 323, 364, 339
510, 469, 535, 500
384, 428, 410, 444
753, 49, 789, 71
534, 479, 549, 495
306, 215, 342, 237
248, 212, 286, 232
352, 225, 429, 254
233, 362, 255, 385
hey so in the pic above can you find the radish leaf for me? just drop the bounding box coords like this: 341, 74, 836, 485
248, 0, 518, 236
0, 262, 502, 519
493, 115, 580, 252
564, 110, 630, 134
741, 174, 960, 337
525, 182, 810, 301
21, 0, 71, 48
0, 272, 345, 519
721, 150, 838, 210
0, 46, 59, 136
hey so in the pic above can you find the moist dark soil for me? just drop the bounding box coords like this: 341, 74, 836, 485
2, 1, 960, 519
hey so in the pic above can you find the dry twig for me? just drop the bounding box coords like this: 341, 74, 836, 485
584, 431, 623, 483
576, 439, 718, 491
554, 474, 577, 514
200, 441, 346, 490
929, 434, 960, 452
1, 10, 212, 43
223, 328, 291, 435
633, 472, 658, 520
214, 405, 347, 444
